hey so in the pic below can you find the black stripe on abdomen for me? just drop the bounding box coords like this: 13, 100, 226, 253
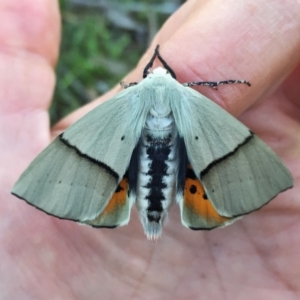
145, 139, 171, 213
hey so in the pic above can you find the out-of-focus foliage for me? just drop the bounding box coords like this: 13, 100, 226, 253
51, 0, 183, 124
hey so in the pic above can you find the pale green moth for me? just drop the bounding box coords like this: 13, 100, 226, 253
12, 45, 293, 239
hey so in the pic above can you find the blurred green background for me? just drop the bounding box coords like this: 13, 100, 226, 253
52, 0, 184, 125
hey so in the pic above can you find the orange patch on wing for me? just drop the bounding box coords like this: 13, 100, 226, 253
184, 174, 230, 224
100, 177, 128, 216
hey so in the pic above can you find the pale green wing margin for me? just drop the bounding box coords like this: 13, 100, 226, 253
171, 85, 293, 217
12, 86, 150, 222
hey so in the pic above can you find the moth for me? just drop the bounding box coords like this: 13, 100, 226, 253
12, 45, 293, 239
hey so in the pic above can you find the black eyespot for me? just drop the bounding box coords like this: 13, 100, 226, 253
115, 185, 124, 193
195, 136, 198, 140
189, 185, 197, 194
203, 193, 208, 200
121, 136, 125, 140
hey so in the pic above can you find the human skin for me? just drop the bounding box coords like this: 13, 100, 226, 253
1, 0, 300, 299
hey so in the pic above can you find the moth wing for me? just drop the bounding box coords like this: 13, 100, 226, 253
200, 135, 293, 217
171, 86, 251, 171
12, 86, 149, 223
12, 137, 119, 222
179, 165, 237, 230
172, 86, 293, 218
83, 177, 132, 227
61, 86, 151, 178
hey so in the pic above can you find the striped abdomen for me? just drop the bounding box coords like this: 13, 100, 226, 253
129, 112, 180, 239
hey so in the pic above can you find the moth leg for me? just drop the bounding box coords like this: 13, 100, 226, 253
183, 79, 251, 90
120, 81, 138, 89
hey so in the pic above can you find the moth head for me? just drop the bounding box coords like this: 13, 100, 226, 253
143, 45, 177, 79
152, 67, 169, 76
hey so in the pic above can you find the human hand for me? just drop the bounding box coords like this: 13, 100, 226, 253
1, 0, 300, 299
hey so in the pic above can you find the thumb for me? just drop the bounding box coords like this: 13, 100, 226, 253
0, 0, 60, 181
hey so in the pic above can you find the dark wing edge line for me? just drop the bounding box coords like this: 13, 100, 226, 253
11, 192, 121, 228
188, 217, 238, 231
91, 224, 118, 229
189, 225, 224, 231
228, 184, 293, 219
11, 191, 79, 222
200, 131, 293, 218
60, 133, 119, 181
200, 130, 254, 178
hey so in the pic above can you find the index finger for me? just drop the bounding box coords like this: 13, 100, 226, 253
55, 0, 300, 130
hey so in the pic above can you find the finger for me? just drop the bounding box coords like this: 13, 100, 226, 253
152, 0, 300, 115
0, 0, 60, 175
0, 0, 60, 112
55, 0, 300, 130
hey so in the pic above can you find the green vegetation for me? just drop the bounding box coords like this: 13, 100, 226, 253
51, 0, 182, 124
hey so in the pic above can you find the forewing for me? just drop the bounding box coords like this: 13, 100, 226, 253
12, 86, 149, 222
172, 86, 293, 218
62, 86, 151, 179
171, 86, 251, 173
